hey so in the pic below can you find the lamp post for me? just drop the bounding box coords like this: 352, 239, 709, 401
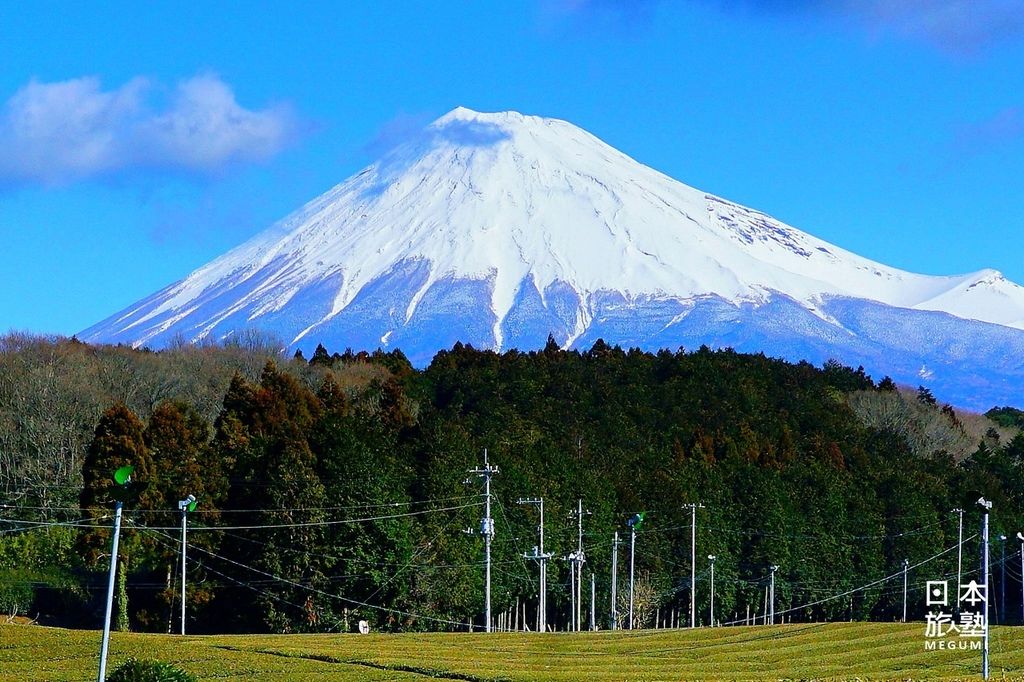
902, 559, 910, 623
979, 497, 992, 681
627, 513, 644, 629
610, 532, 620, 630
952, 508, 964, 596
708, 555, 716, 627
178, 494, 196, 635
769, 565, 779, 625
98, 465, 135, 682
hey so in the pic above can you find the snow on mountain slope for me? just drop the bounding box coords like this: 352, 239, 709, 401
81, 107, 1024, 408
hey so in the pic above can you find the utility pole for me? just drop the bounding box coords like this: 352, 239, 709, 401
610, 532, 620, 630
769, 565, 779, 625
178, 494, 196, 635
575, 499, 583, 632
901, 559, 909, 623
979, 497, 992, 681
626, 512, 644, 629
568, 500, 590, 632
953, 508, 964, 594
683, 503, 704, 628
465, 449, 499, 632
517, 497, 551, 634
708, 555, 716, 627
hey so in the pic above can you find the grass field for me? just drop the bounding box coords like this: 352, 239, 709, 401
1, 622, 1022, 681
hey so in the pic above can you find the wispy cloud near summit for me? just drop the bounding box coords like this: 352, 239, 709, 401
805, 0, 1024, 55
549, 0, 1024, 54
0, 74, 300, 186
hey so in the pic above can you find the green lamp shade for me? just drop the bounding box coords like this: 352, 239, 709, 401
113, 465, 135, 485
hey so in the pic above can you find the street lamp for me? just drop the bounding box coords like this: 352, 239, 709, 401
978, 497, 992, 681
769, 565, 779, 625
626, 512, 644, 629
902, 559, 910, 623
708, 555, 717, 627
98, 464, 135, 682
178, 494, 196, 635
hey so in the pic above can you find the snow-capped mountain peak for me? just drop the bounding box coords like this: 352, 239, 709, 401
81, 108, 1024, 409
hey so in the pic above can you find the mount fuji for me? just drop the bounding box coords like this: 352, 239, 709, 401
82, 108, 1024, 410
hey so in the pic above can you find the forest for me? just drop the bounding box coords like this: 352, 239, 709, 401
1, 332, 1023, 634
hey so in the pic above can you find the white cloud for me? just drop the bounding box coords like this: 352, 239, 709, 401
0, 74, 299, 184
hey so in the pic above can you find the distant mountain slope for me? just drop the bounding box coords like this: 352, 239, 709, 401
81, 108, 1024, 409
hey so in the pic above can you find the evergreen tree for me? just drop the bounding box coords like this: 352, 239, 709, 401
210, 364, 329, 632
144, 401, 222, 628
79, 403, 156, 565
310, 343, 332, 367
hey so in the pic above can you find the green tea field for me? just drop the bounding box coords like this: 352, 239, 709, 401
1, 622, 1022, 681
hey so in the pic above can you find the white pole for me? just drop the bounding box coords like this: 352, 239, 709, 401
1018, 534, 1023, 624
590, 572, 596, 631
708, 555, 716, 627
518, 497, 549, 634
180, 506, 187, 635
485, 454, 492, 633
178, 494, 195, 636
576, 499, 584, 632
691, 504, 697, 628
611, 532, 619, 630
469, 450, 498, 633
540, 557, 547, 633
1000, 535, 1007, 625
539, 499, 546, 634
902, 559, 909, 623
982, 500, 991, 680
629, 527, 636, 629
570, 559, 576, 631
954, 508, 964, 595
97, 501, 124, 682
683, 503, 704, 628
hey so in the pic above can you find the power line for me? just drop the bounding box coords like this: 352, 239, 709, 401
1, 494, 480, 514
644, 520, 946, 541
0, 516, 111, 533
135, 501, 483, 531
209, 525, 505, 570
720, 534, 977, 626
137, 524, 474, 629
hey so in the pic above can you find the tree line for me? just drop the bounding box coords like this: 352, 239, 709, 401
2, 336, 1023, 632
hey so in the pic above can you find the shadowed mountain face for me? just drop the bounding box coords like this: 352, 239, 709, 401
81, 108, 1024, 410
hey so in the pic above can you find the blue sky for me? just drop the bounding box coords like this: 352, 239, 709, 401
2, 0, 1023, 335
